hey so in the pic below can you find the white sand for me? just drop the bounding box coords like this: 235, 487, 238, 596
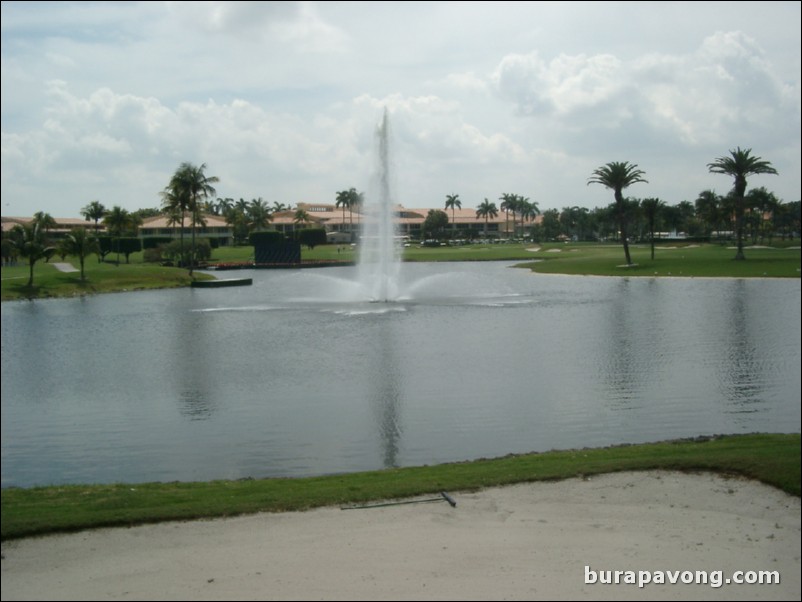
2, 471, 799, 601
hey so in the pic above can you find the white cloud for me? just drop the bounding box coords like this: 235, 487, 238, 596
1, 2, 799, 215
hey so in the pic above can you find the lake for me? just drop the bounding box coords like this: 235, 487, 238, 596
2, 262, 800, 487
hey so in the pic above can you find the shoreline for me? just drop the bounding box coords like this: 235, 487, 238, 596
2, 470, 799, 601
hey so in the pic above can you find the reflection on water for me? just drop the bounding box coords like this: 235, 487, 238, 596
369, 320, 402, 468
2, 263, 800, 487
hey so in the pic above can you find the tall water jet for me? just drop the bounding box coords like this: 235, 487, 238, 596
357, 108, 401, 302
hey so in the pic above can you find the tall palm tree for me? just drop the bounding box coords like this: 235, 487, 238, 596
707, 147, 777, 260
336, 189, 352, 236
518, 196, 540, 238
166, 162, 219, 277
349, 189, 363, 240
293, 208, 311, 229
160, 187, 188, 266
80, 201, 107, 235
499, 193, 514, 239
640, 197, 665, 260
475, 198, 499, 238
445, 193, 462, 237
10, 222, 55, 287
216, 197, 234, 217
248, 198, 273, 232
587, 161, 648, 265
103, 205, 132, 265
58, 227, 98, 281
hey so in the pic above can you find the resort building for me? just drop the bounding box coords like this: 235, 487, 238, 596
1, 216, 108, 239
3, 203, 540, 248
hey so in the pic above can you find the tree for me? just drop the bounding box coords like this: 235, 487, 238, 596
10, 223, 55, 287
499, 193, 516, 239
475, 198, 498, 238
58, 227, 99, 281
445, 193, 462, 237
518, 197, 540, 238
587, 161, 648, 265
160, 187, 188, 266
745, 187, 780, 244
293, 208, 311, 228
216, 197, 234, 216
103, 205, 134, 265
422, 209, 449, 239
80, 201, 107, 238
336, 189, 352, 228
248, 198, 273, 232
640, 197, 665, 260
165, 162, 219, 276
695, 190, 724, 239
31, 212, 58, 261
541, 209, 561, 241
707, 147, 777, 260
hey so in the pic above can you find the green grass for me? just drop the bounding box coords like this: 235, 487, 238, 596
519, 242, 800, 278
3, 242, 798, 300
2, 433, 798, 541
1, 260, 214, 301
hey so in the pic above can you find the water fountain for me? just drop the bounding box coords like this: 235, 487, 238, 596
356, 108, 401, 302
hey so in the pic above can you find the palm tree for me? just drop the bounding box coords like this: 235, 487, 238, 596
160, 187, 189, 266
216, 197, 234, 217
640, 197, 665, 260
248, 198, 273, 232
445, 194, 462, 237
336, 189, 352, 236
103, 205, 133, 265
349, 189, 363, 240
293, 208, 311, 229
518, 196, 540, 238
11, 222, 55, 287
707, 147, 777, 260
166, 162, 219, 277
32, 212, 58, 260
80, 201, 107, 235
587, 161, 648, 265
475, 198, 499, 238
499, 193, 514, 239
58, 227, 98, 281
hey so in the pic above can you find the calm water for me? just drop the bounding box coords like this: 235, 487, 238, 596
2, 263, 800, 487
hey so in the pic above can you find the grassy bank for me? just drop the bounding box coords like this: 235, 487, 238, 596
2, 242, 798, 300
2, 433, 798, 541
0, 261, 214, 301
519, 243, 801, 278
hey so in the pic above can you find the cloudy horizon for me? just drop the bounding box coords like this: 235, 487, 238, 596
2, 1, 800, 219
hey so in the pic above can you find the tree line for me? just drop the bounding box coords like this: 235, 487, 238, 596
4, 149, 798, 287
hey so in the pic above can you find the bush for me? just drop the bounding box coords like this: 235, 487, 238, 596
296, 228, 327, 249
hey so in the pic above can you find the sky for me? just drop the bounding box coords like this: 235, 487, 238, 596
1, 1, 800, 218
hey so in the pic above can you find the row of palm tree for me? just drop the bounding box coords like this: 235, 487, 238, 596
442, 193, 541, 240
588, 148, 778, 264
160, 162, 219, 277
335, 188, 364, 240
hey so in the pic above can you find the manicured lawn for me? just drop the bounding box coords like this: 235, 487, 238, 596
519, 243, 801, 278
3, 242, 798, 300
1, 260, 214, 301
1, 433, 798, 541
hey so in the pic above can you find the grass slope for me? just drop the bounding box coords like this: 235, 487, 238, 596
2, 433, 798, 541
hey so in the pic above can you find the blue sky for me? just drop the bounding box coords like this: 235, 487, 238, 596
2, 1, 800, 217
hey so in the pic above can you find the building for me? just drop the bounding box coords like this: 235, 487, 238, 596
3, 203, 540, 249
1, 216, 107, 239
138, 213, 232, 247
